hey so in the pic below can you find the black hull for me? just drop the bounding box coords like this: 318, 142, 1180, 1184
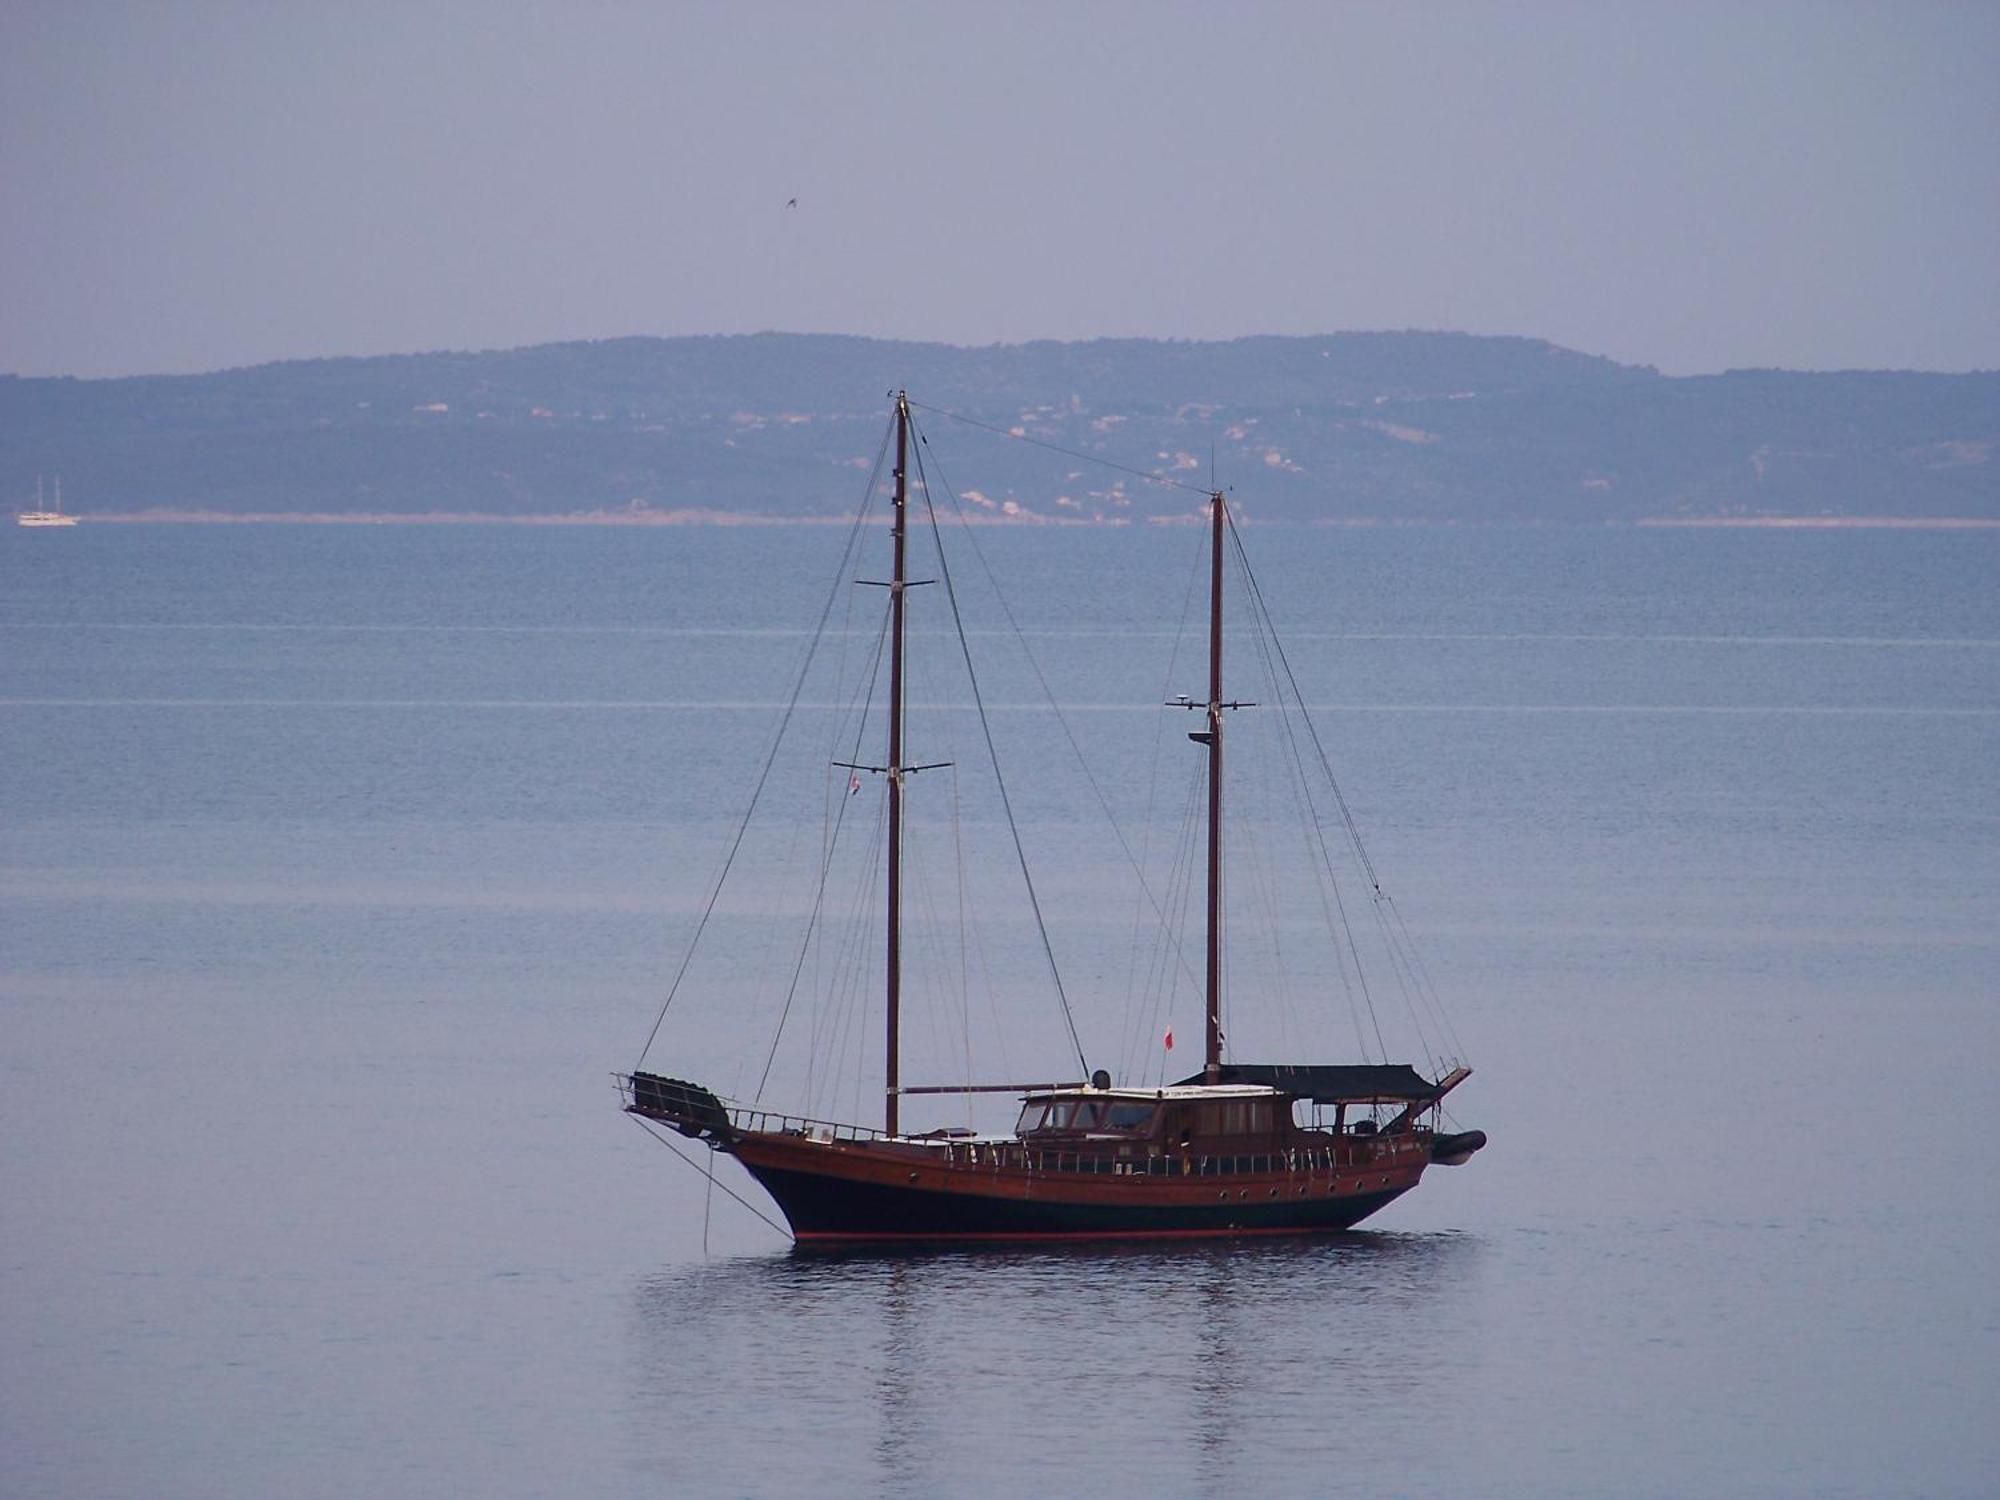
741, 1159, 1413, 1246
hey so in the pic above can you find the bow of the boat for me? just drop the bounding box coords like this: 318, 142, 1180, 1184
620, 1071, 737, 1143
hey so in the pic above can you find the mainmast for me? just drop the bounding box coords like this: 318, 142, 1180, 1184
885, 392, 910, 1136
1203, 490, 1225, 1084
1171, 490, 1252, 1081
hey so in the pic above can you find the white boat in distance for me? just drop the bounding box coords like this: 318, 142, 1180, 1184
17, 476, 78, 527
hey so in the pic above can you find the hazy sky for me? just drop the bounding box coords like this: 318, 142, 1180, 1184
2, 1, 1995, 379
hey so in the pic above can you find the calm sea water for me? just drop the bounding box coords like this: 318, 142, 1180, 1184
2, 522, 1995, 1498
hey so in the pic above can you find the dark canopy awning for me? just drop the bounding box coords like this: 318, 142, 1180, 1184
1173, 1063, 1442, 1103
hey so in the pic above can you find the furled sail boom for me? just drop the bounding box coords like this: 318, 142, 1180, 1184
1175, 1063, 1456, 1104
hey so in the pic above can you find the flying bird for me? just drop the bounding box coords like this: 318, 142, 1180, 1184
786, 197, 798, 209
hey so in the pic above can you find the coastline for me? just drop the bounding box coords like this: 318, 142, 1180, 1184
49, 510, 2000, 529
1630, 515, 2000, 530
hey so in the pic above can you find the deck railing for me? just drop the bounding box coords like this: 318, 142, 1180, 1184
620, 1074, 1427, 1174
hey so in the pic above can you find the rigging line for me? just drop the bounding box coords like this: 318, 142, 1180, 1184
1225, 518, 1393, 1060
955, 768, 1017, 1084
1227, 515, 1390, 896
1241, 566, 1451, 1077
847, 820, 883, 1127
636, 423, 888, 1070
755, 610, 893, 1100
905, 397, 1216, 497
761, 441, 894, 1102
1137, 757, 1205, 1086
1234, 617, 1305, 1055
1273, 658, 1381, 1062
920, 697, 980, 1117
730, 720, 830, 1103
1318, 830, 1390, 1061
1233, 549, 1346, 1056
908, 438, 1089, 1078
1222, 514, 1376, 868
911, 413, 1205, 1005
1121, 760, 1188, 1081
907, 821, 955, 1080
818, 791, 888, 1121
702, 1142, 715, 1257
1231, 535, 1383, 1062
1263, 596, 1395, 1067
628, 1117, 792, 1240
1374, 893, 1461, 1067
819, 488, 874, 862
800, 613, 894, 1107
1117, 521, 1206, 1066
1373, 914, 1441, 1077
1341, 837, 1436, 1062
950, 766, 975, 1126
759, 443, 890, 1048
1121, 536, 1211, 1081
1383, 893, 1465, 1061
902, 655, 957, 1089
805, 788, 874, 1119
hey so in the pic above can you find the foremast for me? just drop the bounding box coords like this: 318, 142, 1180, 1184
832, 391, 941, 1137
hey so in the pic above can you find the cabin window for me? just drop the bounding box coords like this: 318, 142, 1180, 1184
1016, 1102, 1048, 1133
1071, 1100, 1107, 1131
1106, 1102, 1155, 1131
1044, 1100, 1078, 1129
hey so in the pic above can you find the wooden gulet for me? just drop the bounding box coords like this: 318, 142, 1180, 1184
621, 390, 1484, 1247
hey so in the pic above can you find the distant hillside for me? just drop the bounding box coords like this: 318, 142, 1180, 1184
1, 333, 1992, 522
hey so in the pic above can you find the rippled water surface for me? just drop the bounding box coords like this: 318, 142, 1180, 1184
2, 523, 1995, 1497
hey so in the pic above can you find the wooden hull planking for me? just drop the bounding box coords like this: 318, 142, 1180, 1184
729, 1131, 1429, 1245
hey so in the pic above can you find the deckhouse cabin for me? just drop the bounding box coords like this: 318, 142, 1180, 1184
998, 1061, 1470, 1177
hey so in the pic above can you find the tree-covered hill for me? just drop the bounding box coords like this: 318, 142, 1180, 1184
1, 333, 1991, 521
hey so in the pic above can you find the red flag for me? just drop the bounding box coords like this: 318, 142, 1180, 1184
848, 773, 862, 796
1163, 1026, 1174, 1051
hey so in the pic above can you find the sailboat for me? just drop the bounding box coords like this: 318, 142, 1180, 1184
17, 476, 79, 528
620, 392, 1484, 1246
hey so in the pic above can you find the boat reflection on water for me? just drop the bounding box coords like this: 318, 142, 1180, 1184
626, 1233, 1483, 1492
